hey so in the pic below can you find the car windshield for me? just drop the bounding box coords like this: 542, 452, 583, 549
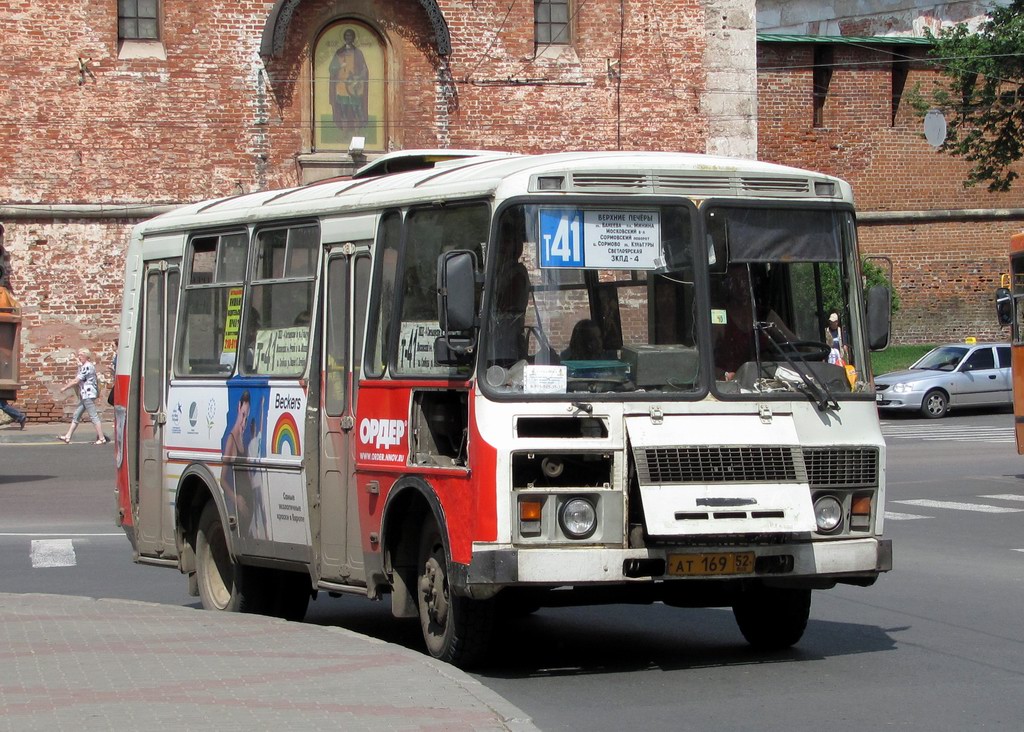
480, 202, 869, 400
914, 346, 967, 371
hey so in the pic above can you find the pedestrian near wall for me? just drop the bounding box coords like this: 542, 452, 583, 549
0, 399, 26, 429
58, 348, 108, 445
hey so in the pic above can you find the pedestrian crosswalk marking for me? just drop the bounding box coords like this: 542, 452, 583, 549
979, 494, 1024, 503
880, 423, 1014, 443
892, 498, 1024, 514
884, 511, 932, 521
30, 539, 77, 568
0, 532, 123, 538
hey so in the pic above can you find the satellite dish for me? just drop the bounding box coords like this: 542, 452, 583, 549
924, 108, 947, 148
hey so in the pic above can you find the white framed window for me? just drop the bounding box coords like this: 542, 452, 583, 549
535, 0, 571, 46
118, 0, 160, 41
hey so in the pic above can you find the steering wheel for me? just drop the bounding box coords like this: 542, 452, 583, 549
768, 339, 831, 362
525, 325, 559, 364
567, 377, 628, 393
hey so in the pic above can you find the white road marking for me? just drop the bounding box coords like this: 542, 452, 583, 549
883, 511, 932, 521
30, 539, 77, 568
881, 425, 1014, 443
893, 499, 1024, 513
978, 494, 1024, 503
0, 532, 123, 537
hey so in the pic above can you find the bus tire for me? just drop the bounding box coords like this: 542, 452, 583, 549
266, 568, 311, 622
195, 501, 266, 614
416, 520, 494, 668
732, 586, 811, 651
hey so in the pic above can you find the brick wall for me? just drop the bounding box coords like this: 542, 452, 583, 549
758, 42, 1024, 345
1, 1, 760, 418
2, 220, 127, 422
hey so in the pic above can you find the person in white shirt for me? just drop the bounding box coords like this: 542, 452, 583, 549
58, 348, 107, 445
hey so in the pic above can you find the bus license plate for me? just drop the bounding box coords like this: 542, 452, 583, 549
667, 552, 754, 576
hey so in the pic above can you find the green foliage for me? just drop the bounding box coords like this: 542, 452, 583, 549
870, 344, 935, 376
862, 258, 901, 313
919, 1, 1024, 191
819, 259, 901, 316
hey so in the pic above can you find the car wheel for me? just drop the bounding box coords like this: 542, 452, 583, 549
921, 389, 948, 419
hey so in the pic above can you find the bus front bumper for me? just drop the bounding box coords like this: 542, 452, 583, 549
464, 537, 892, 588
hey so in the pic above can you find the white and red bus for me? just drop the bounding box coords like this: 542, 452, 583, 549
114, 150, 893, 666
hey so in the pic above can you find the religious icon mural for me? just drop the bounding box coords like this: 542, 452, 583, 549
313, 21, 386, 152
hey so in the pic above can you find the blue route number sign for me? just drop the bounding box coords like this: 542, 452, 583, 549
539, 208, 585, 268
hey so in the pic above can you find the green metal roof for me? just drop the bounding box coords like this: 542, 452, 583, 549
757, 33, 933, 46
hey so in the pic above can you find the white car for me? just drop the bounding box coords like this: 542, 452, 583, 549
874, 343, 1011, 418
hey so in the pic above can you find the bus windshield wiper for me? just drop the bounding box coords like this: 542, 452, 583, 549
756, 322, 839, 412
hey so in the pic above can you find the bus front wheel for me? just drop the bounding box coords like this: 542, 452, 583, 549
732, 586, 811, 651
195, 501, 263, 613
416, 520, 494, 667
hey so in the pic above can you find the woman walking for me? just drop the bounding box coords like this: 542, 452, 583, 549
58, 348, 108, 445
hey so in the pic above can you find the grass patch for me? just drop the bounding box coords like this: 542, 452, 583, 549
870, 344, 935, 376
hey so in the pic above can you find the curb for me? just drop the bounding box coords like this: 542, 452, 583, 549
0, 593, 541, 731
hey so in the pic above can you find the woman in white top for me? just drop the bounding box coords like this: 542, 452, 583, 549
58, 348, 108, 444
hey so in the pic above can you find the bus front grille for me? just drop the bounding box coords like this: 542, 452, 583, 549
804, 447, 879, 488
634, 445, 879, 488
635, 446, 801, 484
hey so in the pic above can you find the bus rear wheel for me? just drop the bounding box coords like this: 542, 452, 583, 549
264, 568, 311, 622
732, 586, 811, 651
195, 501, 265, 614
416, 521, 494, 668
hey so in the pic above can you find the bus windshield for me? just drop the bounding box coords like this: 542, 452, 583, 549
482, 202, 868, 399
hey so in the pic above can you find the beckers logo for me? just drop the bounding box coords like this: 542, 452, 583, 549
358, 418, 406, 449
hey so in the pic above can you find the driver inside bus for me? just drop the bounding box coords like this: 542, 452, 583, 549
489, 215, 530, 366
712, 264, 799, 381
561, 319, 615, 361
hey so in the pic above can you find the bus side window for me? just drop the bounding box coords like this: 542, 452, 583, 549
242, 224, 319, 377
395, 203, 487, 377
176, 232, 247, 376
365, 212, 401, 378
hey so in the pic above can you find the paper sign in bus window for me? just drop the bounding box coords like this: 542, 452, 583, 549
252, 327, 309, 375
220, 287, 244, 365
539, 208, 661, 270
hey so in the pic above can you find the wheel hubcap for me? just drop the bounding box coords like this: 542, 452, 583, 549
419, 556, 449, 626
204, 524, 233, 609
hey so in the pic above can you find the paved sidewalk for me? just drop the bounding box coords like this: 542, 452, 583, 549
0, 594, 537, 731
0, 419, 109, 445
0, 422, 539, 731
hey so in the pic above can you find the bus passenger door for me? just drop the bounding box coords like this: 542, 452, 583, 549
317, 248, 370, 583
137, 261, 180, 557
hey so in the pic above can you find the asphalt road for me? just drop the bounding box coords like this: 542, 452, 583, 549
1, 411, 1022, 731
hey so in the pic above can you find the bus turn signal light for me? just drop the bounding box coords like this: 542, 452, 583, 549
851, 496, 872, 516
519, 500, 543, 521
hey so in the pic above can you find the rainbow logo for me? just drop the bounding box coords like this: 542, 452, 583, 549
271, 412, 301, 456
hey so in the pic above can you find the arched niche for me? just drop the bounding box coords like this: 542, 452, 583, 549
260, 0, 451, 59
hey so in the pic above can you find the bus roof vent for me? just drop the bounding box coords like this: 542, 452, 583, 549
739, 176, 811, 195
654, 173, 735, 195
570, 172, 652, 192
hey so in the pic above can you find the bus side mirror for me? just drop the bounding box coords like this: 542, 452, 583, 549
996, 287, 1012, 326
436, 250, 478, 364
865, 285, 891, 351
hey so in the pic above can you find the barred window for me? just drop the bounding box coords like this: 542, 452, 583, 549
535, 0, 571, 45
119, 0, 159, 41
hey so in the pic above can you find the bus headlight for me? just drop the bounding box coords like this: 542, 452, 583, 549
559, 497, 597, 539
813, 495, 844, 533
